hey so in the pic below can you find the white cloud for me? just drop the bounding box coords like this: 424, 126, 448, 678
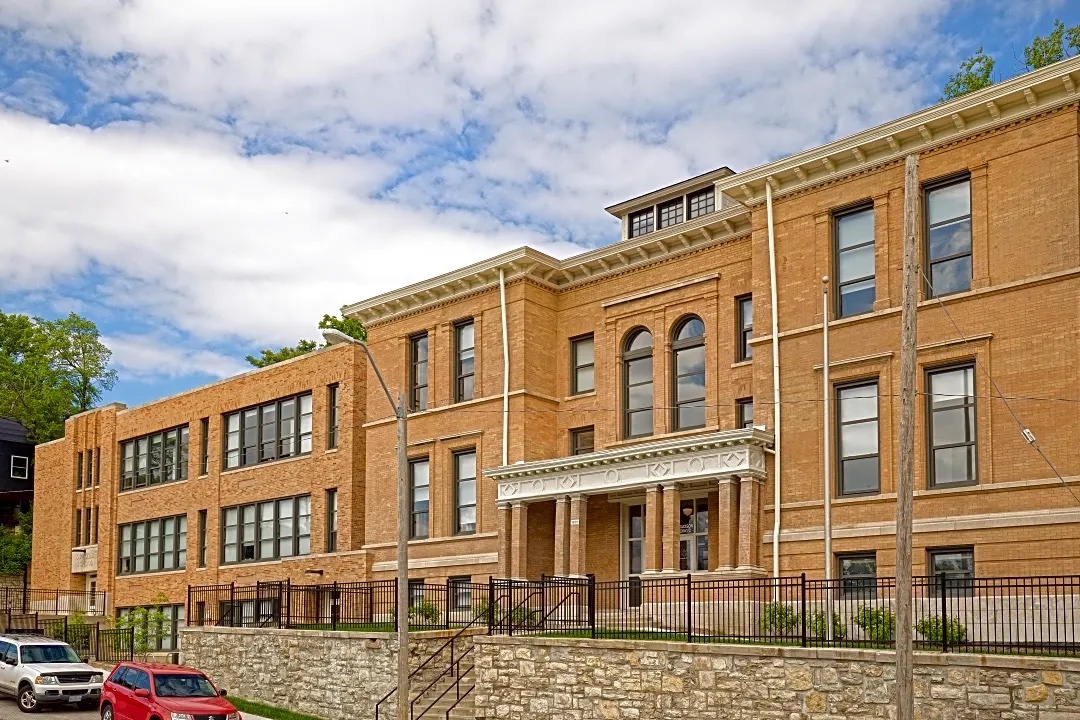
0, 0, 957, 378
102, 333, 251, 381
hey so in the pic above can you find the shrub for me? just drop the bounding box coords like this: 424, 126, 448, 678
810, 610, 846, 640
853, 605, 895, 643
915, 616, 967, 646
759, 602, 800, 636
408, 599, 440, 625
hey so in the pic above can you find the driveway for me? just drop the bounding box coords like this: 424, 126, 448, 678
0, 698, 96, 719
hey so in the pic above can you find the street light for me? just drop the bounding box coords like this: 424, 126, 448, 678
323, 328, 410, 720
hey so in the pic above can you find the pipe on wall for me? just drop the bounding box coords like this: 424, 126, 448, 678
499, 268, 510, 466
765, 181, 782, 582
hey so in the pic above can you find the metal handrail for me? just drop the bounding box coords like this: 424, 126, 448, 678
443, 672, 475, 720
413, 646, 475, 719
537, 590, 581, 630
375, 608, 489, 720
498, 590, 543, 634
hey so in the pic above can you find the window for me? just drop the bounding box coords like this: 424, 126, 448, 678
116, 604, 185, 651
326, 489, 338, 552
679, 498, 709, 572
77, 451, 83, 490
570, 334, 595, 395
736, 399, 754, 429
658, 198, 683, 229
410, 459, 430, 539
449, 576, 472, 609
197, 510, 207, 568
9, 456, 28, 480
221, 495, 310, 564
200, 418, 210, 475
223, 393, 312, 470
927, 365, 977, 487
120, 425, 190, 491
837, 381, 880, 496
925, 177, 972, 297
74, 509, 82, 546
92, 506, 98, 544
94, 449, 100, 487
454, 451, 477, 535
117, 514, 187, 575
408, 579, 426, 608
86, 449, 93, 487
834, 204, 876, 317
928, 547, 974, 596
454, 320, 475, 403
671, 317, 706, 431
570, 426, 595, 456
84, 509, 92, 547
687, 187, 715, 219
838, 553, 877, 599
627, 504, 645, 575
327, 384, 340, 449
629, 208, 654, 238
622, 329, 654, 438
736, 295, 753, 361
409, 333, 429, 412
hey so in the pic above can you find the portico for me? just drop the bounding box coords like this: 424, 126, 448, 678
486, 428, 772, 580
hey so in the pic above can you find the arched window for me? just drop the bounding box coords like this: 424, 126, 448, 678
671, 316, 706, 431
623, 328, 654, 438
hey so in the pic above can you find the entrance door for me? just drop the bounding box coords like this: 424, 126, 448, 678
679, 498, 709, 572
626, 504, 645, 607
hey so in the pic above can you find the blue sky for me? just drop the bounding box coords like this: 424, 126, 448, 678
1, 0, 1078, 409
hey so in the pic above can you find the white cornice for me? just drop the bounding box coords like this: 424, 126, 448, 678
718, 55, 1080, 204
343, 206, 752, 326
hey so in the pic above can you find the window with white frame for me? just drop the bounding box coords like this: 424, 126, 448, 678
9, 456, 28, 480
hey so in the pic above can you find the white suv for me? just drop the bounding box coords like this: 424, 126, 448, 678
0, 634, 104, 713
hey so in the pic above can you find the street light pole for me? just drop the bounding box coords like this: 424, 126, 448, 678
322, 329, 410, 720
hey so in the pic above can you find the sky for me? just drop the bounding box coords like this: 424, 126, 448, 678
1, 0, 1079, 409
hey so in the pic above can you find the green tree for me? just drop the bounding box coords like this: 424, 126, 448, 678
0, 311, 115, 442
1023, 19, 1080, 70
114, 592, 171, 656
246, 313, 366, 368
0, 507, 33, 575
941, 48, 996, 100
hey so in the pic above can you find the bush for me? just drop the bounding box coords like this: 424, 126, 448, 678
408, 599, 440, 625
915, 616, 967, 646
810, 610, 846, 640
853, 605, 895, 643
759, 602, 800, 636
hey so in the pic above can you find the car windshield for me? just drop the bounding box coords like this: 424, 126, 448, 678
153, 674, 218, 698
20, 645, 80, 664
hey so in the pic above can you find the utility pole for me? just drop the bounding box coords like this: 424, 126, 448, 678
822, 276, 833, 640
896, 153, 919, 720
395, 391, 410, 720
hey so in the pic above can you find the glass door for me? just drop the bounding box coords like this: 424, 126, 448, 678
626, 504, 645, 607
679, 498, 709, 572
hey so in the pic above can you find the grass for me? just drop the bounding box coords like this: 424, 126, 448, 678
230, 696, 328, 720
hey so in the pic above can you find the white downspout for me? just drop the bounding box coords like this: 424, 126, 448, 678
499, 268, 510, 466
766, 182, 782, 582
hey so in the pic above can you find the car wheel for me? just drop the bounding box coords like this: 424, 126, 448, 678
16, 683, 39, 713
100, 703, 114, 720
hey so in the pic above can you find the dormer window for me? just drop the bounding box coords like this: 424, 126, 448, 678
626, 186, 719, 239
629, 208, 654, 238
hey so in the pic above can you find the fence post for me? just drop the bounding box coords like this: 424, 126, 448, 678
487, 577, 495, 634
685, 574, 693, 643
55, 589, 60, 616
800, 574, 808, 648
63, 616, 69, 644
939, 574, 948, 653
284, 579, 291, 629
393, 578, 398, 632
332, 581, 339, 631
588, 574, 597, 640
540, 574, 547, 632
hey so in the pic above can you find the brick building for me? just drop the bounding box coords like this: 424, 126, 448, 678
32, 58, 1080, 634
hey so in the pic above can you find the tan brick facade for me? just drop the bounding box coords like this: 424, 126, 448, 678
31, 74, 1080, 620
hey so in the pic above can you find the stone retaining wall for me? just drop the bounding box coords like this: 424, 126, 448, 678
473, 636, 1080, 720
180, 626, 481, 720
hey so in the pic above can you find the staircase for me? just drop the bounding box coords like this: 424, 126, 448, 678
410, 673, 475, 719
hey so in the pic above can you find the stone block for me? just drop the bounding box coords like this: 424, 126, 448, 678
967, 694, 1010, 710
805, 691, 827, 713
1023, 684, 1048, 702
787, 666, 814, 691
1043, 671, 1064, 686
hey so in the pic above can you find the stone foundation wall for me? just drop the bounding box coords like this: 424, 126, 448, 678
180, 626, 481, 720
473, 636, 1080, 720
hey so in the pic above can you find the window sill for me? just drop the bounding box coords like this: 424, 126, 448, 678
117, 568, 188, 580
118, 479, 190, 496
220, 453, 311, 476
731, 360, 752, 368
565, 391, 597, 401
608, 425, 721, 450
324, 448, 339, 455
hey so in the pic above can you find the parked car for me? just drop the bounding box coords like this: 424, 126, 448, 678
101, 662, 240, 720
0, 633, 104, 712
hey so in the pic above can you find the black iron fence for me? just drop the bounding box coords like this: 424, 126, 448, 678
186, 574, 1080, 656
12, 617, 133, 662
0, 587, 106, 616
187, 579, 489, 631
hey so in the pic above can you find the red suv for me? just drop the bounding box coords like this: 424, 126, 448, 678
101, 662, 240, 720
